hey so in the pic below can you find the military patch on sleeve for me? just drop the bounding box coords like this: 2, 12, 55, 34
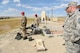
78, 18, 80, 24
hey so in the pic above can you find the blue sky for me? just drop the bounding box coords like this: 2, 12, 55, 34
0, 0, 80, 17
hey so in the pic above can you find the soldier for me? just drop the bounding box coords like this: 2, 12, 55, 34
21, 12, 27, 40
62, 7, 70, 45
34, 14, 40, 27
63, 2, 80, 53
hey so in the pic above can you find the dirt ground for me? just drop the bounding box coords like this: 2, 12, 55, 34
0, 21, 66, 53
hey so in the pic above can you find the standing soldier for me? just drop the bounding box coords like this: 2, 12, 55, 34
34, 14, 40, 27
63, 2, 80, 53
62, 7, 70, 45
21, 12, 27, 40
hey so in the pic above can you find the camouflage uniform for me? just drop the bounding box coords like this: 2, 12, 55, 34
63, 9, 80, 53
35, 17, 39, 27
21, 16, 27, 37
